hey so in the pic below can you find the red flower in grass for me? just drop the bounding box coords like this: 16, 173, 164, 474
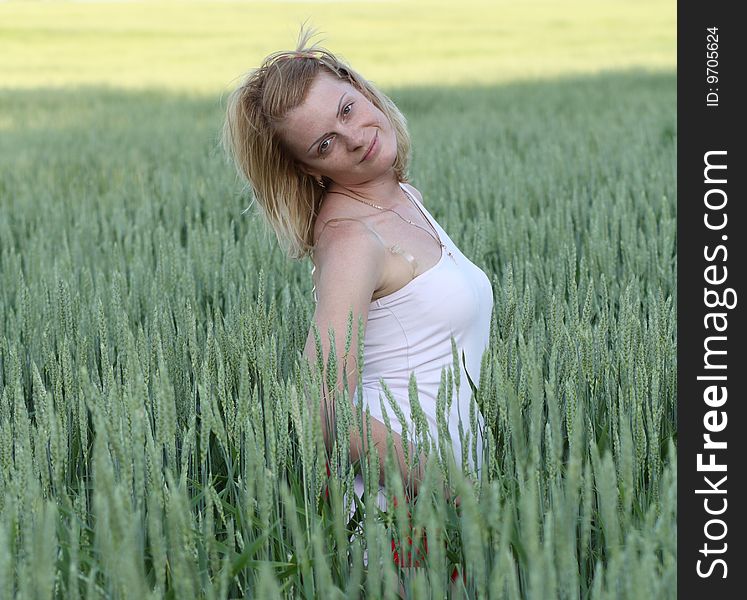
323, 467, 465, 585
389, 495, 465, 585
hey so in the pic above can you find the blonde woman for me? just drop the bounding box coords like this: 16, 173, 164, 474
222, 28, 493, 572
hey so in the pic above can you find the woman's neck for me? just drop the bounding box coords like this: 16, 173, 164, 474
325, 178, 406, 210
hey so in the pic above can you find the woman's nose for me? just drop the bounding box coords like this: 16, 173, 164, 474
342, 126, 366, 151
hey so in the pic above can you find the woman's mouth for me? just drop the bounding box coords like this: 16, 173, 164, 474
361, 132, 378, 162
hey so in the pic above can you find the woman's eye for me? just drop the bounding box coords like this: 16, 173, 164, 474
318, 104, 352, 155
319, 138, 332, 154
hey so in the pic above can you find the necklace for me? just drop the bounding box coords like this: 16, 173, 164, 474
327, 186, 455, 261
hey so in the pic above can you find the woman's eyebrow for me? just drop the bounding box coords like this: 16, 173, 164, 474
306, 93, 348, 154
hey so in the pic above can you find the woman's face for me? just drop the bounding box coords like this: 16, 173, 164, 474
279, 71, 398, 187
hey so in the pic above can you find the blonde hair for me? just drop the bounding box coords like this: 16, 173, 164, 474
221, 25, 412, 260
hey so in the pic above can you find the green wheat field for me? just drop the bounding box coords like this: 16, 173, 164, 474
0, 1, 676, 598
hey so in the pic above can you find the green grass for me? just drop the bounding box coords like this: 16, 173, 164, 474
1, 1, 676, 597
1, 0, 675, 92
0, 69, 676, 598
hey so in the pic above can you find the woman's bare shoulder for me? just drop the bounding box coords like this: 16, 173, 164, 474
313, 193, 384, 248
311, 209, 384, 268
310, 217, 386, 303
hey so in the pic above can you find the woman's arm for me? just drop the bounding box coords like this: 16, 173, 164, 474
302, 219, 427, 497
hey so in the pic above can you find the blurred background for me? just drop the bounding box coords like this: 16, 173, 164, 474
1, 0, 674, 92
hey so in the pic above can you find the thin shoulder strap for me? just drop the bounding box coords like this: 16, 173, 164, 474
399, 183, 426, 218
313, 216, 386, 251
399, 182, 441, 242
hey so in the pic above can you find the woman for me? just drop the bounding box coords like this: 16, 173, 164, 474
222, 29, 493, 517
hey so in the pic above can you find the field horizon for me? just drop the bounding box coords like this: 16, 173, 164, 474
1, 0, 675, 93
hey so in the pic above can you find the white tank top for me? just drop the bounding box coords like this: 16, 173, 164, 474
322, 182, 494, 511
354, 184, 493, 468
